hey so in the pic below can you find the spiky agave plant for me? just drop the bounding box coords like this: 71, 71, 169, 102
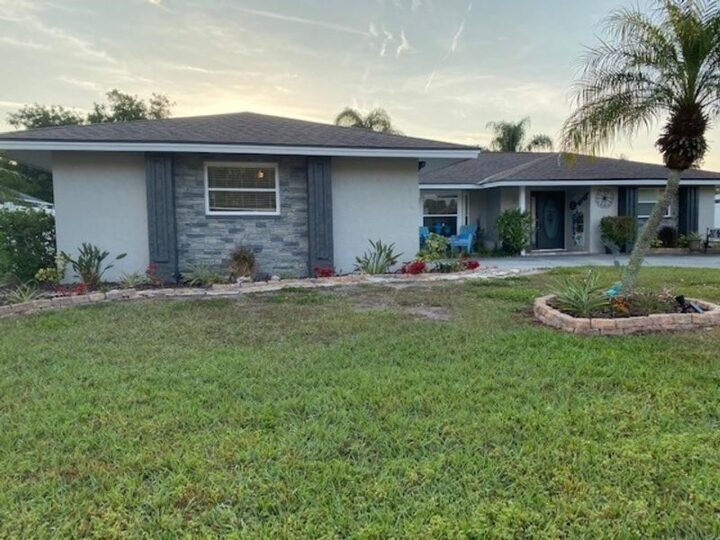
562, 0, 720, 291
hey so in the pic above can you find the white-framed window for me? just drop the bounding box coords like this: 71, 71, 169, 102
637, 188, 671, 219
421, 191, 462, 236
204, 162, 280, 216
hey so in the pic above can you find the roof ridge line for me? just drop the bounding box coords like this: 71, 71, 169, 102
479, 153, 557, 184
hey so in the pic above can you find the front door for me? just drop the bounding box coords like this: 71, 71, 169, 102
534, 191, 565, 250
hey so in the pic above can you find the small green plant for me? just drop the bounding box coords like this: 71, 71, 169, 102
354, 239, 401, 275
228, 246, 256, 279
182, 263, 225, 287
552, 269, 608, 318
600, 216, 636, 252
2, 283, 42, 305
35, 266, 61, 285
418, 233, 450, 261
681, 232, 703, 251
59, 243, 126, 289
496, 209, 533, 255
120, 271, 151, 289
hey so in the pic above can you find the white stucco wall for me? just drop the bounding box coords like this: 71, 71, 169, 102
588, 186, 619, 253
331, 158, 419, 274
53, 152, 149, 282
698, 186, 717, 233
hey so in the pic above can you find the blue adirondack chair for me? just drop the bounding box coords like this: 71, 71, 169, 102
450, 225, 476, 255
419, 226, 430, 247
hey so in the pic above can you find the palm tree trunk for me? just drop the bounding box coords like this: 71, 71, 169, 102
621, 169, 682, 291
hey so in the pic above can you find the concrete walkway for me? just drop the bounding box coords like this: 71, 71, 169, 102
483, 253, 720, 271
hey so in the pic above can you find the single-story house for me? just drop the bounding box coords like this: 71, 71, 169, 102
0, 112, 478, 280
420, 152, 720, 253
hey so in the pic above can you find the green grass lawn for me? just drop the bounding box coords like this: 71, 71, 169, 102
1, 267, 719, 538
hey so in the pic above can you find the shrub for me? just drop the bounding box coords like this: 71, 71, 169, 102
418, 233, 450, 261
657, 226, 678, 248
552, 269, 608, 318
313, 266, 335, 278
600, 216, 636, 251
120, 271, 151, 289
35, 266, 61, 285
2, 283, 42, 305
354, 239, 401, 275
182, 263, 225, 287
228, 246, 256, 279
0, 209, 56, 283
496, 209, 533, 255
59, 243, 126, 289
401, 260, 426, 275
434, 260, 465, 273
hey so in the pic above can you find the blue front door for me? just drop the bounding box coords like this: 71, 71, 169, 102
535, 191, 565, 250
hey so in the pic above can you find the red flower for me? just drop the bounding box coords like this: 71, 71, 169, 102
314, 266, 335, 278
145, 264, 163, 287
401, 260, 426, 275
464, 260, 481, 270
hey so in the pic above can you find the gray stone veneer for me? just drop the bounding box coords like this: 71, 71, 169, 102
175, 154, 310, 278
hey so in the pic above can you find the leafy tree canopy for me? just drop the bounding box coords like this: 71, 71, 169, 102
7, 89, 173, 129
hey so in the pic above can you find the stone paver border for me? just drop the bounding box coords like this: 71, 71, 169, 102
534, 294, 720, 336
0, 267, 533, 320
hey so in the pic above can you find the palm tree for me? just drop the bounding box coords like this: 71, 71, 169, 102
334, 107, 400, 134
562, 0, 720, 291
486, 117, 554, 152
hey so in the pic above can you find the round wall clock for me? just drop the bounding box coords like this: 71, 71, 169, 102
595, 188, 614, 208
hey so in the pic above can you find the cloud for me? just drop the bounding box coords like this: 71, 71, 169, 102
379, 27, 394, 57
235, 7, 370, 37
0, 36, 50, 50
58, 76, 99, 91
411, 0, 422, 13
424, 2, 473, 90
396, 29, 414, 57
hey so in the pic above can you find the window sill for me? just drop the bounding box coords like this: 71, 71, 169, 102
206, 212, 281, 218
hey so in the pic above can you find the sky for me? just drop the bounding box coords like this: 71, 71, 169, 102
0, 0, 718, 170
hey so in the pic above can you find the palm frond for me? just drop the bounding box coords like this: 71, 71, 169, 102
334, 107, 366, 128
525, 134, 554, 151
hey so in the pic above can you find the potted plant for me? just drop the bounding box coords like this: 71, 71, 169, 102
686, 232, 703, 252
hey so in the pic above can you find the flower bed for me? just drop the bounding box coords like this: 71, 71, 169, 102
534, 294, 720, 336
0, 266, 528, 319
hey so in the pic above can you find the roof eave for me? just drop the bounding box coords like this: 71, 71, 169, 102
0, 140, 479, 160
478, 179, 720, 188
420, 178, 720, 189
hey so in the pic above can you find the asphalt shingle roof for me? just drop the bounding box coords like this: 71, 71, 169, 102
421, 152, 720, 184
0, 112, 475, 151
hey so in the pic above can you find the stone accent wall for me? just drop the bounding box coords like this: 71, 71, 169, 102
534, 295, 720, 336
174, 154, 310, 278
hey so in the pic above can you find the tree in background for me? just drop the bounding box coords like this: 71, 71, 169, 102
87, 90, 173, 123
334, 107, 400, 134
7, 105, 85, 130
561, 0, 719, 291
7, 89, 173, 129
486, 117, 554, 152
2, 90, 173, 201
